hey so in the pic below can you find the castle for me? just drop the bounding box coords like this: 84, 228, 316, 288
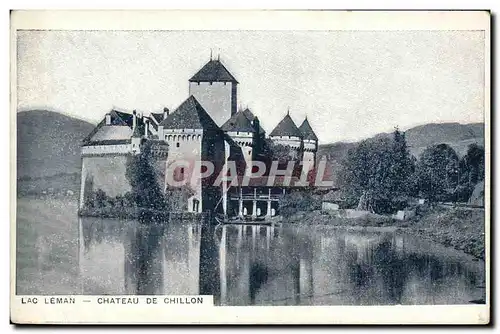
79, 56, 318, 219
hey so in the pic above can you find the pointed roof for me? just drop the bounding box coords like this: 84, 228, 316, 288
242, 108, 255, 121
242, 108, 265, 135
159, 96, 219, 130
269, 113, 303, 138
108, 110, 133, 126
299, 118, 318, 141
221, 110, 255, 132
189, 59, 238, 83
150, 113, 164, 125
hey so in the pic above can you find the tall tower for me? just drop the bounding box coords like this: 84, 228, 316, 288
188, 57, 238, 127
298, 117, 318, 177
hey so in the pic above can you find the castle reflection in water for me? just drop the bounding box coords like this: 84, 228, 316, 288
78, 218, 485, 306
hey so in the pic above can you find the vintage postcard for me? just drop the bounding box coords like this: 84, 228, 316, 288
10, 10, 490, 324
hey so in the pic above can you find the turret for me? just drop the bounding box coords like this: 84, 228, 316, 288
298, 116, 319, 176
268, 111, 303, 150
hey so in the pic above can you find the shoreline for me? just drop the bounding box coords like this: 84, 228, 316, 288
279, 206, 485, 261
36, 195, 484, 261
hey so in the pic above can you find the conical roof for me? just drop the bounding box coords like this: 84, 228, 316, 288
242, 108, 265, 135
269, 113, 303, 138
299, 118, 318, 141
221, 110, 255, 132
189, 59, 238, 83
159, 96, 219, 130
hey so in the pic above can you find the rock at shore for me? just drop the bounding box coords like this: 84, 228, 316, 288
468, 180, 485, 207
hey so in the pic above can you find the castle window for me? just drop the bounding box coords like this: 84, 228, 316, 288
176, 142, 180, 148
192, 199, 199, 212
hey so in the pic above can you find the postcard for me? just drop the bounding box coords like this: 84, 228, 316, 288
10, 10, 490, 324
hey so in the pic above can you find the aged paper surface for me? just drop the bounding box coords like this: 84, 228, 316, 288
10, 10, 490, 324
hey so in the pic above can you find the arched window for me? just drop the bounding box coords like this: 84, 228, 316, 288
192, 199, 200, 212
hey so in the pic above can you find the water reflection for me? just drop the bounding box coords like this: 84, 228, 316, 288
78, 218, 485, 305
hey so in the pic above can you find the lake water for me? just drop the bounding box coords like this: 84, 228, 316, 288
78, 217, 485, 306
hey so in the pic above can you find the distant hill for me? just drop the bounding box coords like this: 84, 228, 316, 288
17, 110, 95, 179
318, 122, 485, 187
16, 112, 485, 195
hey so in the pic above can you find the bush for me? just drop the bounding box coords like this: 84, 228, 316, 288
279, 190, 321, 218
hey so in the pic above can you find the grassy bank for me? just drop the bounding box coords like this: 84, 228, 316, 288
282, 205, 485, 260
408, 206, 485, 260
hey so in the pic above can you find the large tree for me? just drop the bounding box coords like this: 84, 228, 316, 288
388, 129, 416, 200
460, 143, 485, 186
262, 138, 301, 178
415, 143, 459, 202
125, 140, 168, 211
339, 129, 415, 213
454, 143, 485, 202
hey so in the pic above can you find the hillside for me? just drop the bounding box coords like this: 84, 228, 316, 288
318, 122, 485, 187
17, 110, 95, 179
15, 112, 484, 195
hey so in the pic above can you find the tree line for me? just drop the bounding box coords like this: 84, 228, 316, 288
338, 129, 485, 214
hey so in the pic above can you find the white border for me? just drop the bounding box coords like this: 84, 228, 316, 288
8, 9, 491, 325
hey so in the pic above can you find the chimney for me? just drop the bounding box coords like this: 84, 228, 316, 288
144, 120, 149, 138
132, 110, 137, 130
163, 107, 169, 120
105, 113, 111, 125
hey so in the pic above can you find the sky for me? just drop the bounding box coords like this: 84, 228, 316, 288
16, 30, 485, 144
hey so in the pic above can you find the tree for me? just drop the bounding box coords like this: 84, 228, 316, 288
459, 143, 485, 186
278, 189, 321, 218
454, 143, 485, 202
338, 129, 415, 213
389, 129, 416, 198
94, 188, 108, 208
164, 185, 195, 212
82, 175, 95, 209
125, 140, 167, 211
262, 139, 296, 163
263, 139, 302, 178
415, 143, 459, 202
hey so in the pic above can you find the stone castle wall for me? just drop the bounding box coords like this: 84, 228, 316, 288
79, 155, 132, 208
